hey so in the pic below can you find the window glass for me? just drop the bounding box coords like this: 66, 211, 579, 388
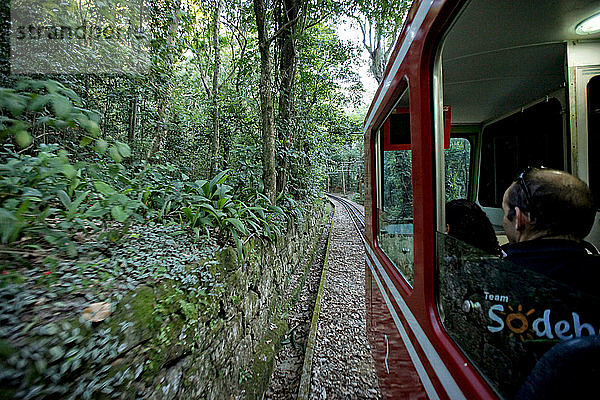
479, 99, 565, 207
389, 113, 411, 146
377, 96, 414, 286
437, 233, 600, 399
444, 137, 471, 201
588, 76, 600, 209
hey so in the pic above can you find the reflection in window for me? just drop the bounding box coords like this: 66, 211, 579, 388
377, 107, 414, 286
479, 99, 565, 207
437, 233, 600, 399
444, 138, 471, 202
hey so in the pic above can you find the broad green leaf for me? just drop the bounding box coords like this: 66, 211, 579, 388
209, 169, 229, 189
15, 199, 30, 218
109, 146, 123, 163
79, 136, 93, 146
107, 164, 121, 178
28, 94, 50, 112
85, 205, 108, 218
57, 190, 71, 209
199, 203, 224, 218
22, 187, 43, 198
226, 218, 247, 234
109, 193, 129, 205
52, 119, 68, 129
67, 190, 90, 219
216, 197, 228, 209
15, 130, 32, 148
52, 94, 73, 118
214, 184, 232, 199
268, 205, 284, 214
232, 230, 243, 262
44, 80, 59, 93
81, 119, 100, 137
94, 181, 117, 195
95, 139, 108, 154
0, 208, 17, 243
62, 164, 77, 179
182, 207, 193, 219
116, 141, 131, 158
111, 205, 129, 222
5, 93, 27, 117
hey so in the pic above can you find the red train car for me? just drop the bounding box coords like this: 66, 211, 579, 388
363, 0, 600, 398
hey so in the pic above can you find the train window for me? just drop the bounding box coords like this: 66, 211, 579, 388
433, 0, 600, 398
437, 233, 600, 399
376, 88, 414, 286
478, 99, 565, 208
588, 76, 600, 209
444, 137, 471, 201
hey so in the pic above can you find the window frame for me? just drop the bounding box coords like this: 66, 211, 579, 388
383, 108, 410, 151
374, 83, 415, 288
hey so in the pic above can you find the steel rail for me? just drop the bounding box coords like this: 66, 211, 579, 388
325, 194, 365, 233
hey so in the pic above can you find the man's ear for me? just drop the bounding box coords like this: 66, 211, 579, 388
514, 206, 530, 231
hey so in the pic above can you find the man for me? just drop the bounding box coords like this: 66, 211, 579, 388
504, 168, 600, 398
501, 167, 599, 292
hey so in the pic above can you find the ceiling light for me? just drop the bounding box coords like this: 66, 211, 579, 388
576, 12, 600, 35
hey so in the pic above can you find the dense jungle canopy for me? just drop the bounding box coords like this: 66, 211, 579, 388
0, 0, 411, 249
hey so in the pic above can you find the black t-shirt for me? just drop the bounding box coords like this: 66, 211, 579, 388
502, 239, 600, 294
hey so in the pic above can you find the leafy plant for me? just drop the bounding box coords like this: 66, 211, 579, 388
0, 79, 100, 149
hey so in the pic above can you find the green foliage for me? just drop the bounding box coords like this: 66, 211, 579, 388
0, 144, 83, 254
445, 138, 471, 201
0, 143, 140, 255
0, 139, 286, 259
0, 79, 101, 150
344, 0, 412, 82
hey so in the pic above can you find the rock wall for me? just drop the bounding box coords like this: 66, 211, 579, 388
0, 205, 328, 400
128, 206, 327, 399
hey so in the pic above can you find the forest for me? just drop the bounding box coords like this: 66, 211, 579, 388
0, 0, 410, 398
0, 0, 411, 255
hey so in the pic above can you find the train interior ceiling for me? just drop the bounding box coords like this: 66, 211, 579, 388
440, 0, 600, 241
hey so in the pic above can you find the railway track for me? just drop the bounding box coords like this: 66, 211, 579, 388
266, 194, 379, 399
326, 194, 365, 232
299, 194, 380, 399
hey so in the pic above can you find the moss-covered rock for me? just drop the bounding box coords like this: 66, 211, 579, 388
109, 285, 156, 351
0, 204, 326, 400
0, 339, 15, 359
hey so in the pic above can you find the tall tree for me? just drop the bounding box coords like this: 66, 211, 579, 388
210, 0, 222, 175
347, 0, 411, 83
147, 0, 182, 161
253, 0, 277, 203
275, 0, 300, 195
275, 0, 340, 195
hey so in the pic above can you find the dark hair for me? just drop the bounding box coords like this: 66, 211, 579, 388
505, 168, 595, 239
446, 199, 500, 255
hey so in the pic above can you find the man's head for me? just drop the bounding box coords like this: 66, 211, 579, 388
502, 168, 595, 243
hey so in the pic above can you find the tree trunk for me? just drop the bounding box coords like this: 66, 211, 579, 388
146, 0, 180, 162
276, 0, 300, 195
127, 90, 138, 144
253, 0, 276, 203
361, 22, 386, 84
210, 0, 222, 176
